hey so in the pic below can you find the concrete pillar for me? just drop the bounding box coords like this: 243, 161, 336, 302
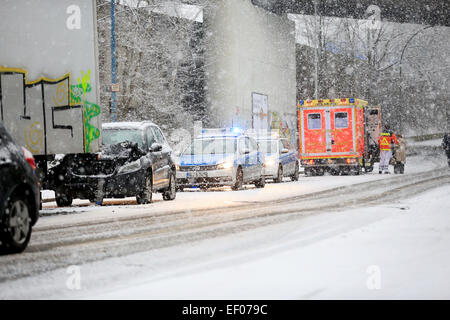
203, 0, 296, 137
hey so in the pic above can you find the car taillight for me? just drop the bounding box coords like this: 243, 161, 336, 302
22, 147, 36, 170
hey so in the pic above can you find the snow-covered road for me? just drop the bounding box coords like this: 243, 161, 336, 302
0, 153, 449, 299
87, 184, 450, 300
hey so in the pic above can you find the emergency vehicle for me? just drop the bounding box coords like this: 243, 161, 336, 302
297, 98, 381, 175
246, 129, 299, 182
176, 128, 265, 190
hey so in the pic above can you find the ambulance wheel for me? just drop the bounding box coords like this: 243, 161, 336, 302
304, 168, 313, 177
316, 168, 325, 176
350, 165, 361, 175
274, 165, 283, 183
330, 168, 339, 176
232, 167, 243, 191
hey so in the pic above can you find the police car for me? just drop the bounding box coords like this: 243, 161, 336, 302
176, 128, 265, 191
252, 132, 299, 182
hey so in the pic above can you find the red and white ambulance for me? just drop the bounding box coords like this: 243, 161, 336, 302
297, 98, 381, 175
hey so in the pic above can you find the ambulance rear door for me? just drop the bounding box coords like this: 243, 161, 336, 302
300, 108, 326, 156
329, 106, 355, 154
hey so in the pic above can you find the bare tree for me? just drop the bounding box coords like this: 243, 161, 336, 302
293, 11, 449, 136
96, 0, 208, 136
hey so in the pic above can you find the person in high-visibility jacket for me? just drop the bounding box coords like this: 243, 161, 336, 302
378, 125, 399, 174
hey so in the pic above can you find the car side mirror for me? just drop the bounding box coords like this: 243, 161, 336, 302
150, 143, 162, 152
281, 148, 289, 154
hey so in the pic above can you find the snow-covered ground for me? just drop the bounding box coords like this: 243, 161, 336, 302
2, 179, 449, 299
87, 184, 450, 300
0, 153, 448, 299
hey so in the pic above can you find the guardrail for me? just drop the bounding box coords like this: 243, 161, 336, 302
406, 132, 445, 142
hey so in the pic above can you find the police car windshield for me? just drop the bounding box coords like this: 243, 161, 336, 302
184, 138, 237, 155
258, 139, 278, 154
102, 129, 144, 148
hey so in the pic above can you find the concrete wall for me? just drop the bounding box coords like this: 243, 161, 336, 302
204, 0, 296, 137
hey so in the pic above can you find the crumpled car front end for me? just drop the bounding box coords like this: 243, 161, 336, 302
50, 141, 147, 201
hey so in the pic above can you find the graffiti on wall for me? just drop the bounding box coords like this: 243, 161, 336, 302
270, 111, 297, 148
0, 66, 101, 155
70, 70, 101, 153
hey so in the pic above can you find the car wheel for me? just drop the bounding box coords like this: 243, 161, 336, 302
291, 162, 299, 181
254, 173, 265, 188
274, 165, 283, 183
55, 191, 73, 207
232, 167, 243, 191
136, 172, 152, 204
0, 195, 32, 254
163, 172, 176, 201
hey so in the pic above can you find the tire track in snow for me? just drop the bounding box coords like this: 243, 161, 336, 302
0, 168, 448, 282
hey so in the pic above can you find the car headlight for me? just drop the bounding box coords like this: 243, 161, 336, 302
117, 159, 142, 174
264, 159, 276, 167
217, 162, 233, 170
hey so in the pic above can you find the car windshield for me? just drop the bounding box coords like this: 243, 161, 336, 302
258, 139, 278, 154
102, 129, 144, 148
183, 138, 237, 155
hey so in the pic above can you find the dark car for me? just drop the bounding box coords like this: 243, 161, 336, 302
50, 121, 177, 206
0, 122, 40, 254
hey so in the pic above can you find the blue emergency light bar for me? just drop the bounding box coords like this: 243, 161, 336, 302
199, 128, 243, 137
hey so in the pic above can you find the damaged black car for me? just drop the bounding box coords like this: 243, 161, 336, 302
49, 121, 177, 206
